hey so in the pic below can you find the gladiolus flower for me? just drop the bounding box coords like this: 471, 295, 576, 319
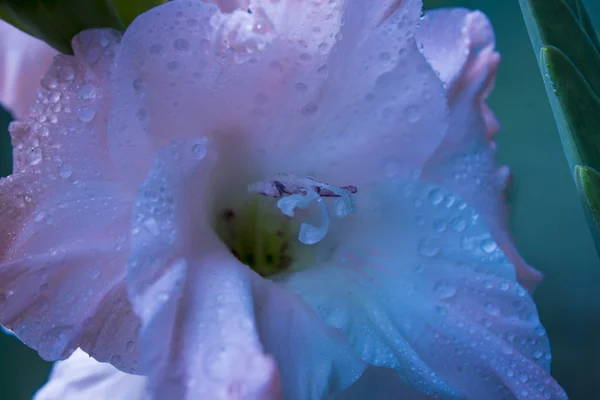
0, 1, 566, 399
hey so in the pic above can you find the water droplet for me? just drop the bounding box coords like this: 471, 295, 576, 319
417, 238, 440, 258
533, 349, 544, 359
136, 108, 148, 122
149, 44, 164, 55
110, 354, 123, 365
58, 65, 75, 81
27, 148, 43, 166
49, 91, 62, 103
433, 281, 457, 299
126, 341, 135, 352
143, 218, 159, 236
38, 325, 74, 360
88, 267, 100, 279
295, 82, 308, 92
58, 164, 73, 179
404, 105, 420, 123
204, 344, 243, 380
534, 325, 546, 337
427, 188, 444, 205
192, 142, 207, 159
77, 83, 96, 100
173, 38, 190, 52
519, 374, 529, 383
450, 216, 467, 232
433, 219, 447, 232
480, 238, 498, 254
301, 101, 319, 116
384, 159, 401, 178
485, 302, 501, 317
133, 78, 145, 92
78, 108, 96, 122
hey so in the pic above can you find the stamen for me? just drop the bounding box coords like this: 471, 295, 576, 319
249, 174, 357, 245
277, 189, 330, 245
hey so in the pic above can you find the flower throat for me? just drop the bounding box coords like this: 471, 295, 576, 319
216, 174, 357, 278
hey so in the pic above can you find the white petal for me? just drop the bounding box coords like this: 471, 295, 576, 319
34, 349, 147, 400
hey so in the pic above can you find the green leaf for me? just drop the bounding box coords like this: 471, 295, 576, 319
519, 0, 600, 254
0, 106, 12, 178
540, 45, 600, 172
0, 0, 124, 54
575, 166, 600, 254
111, 0, 166, 27
0, 0, 166, 54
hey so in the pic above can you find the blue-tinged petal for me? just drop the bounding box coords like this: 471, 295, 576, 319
126, 137, 366, 399
416, 9, 543, 289
329, 366, 434, 400
282, 179, 567, 399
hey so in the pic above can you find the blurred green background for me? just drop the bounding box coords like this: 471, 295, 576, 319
1, 0, 599, 399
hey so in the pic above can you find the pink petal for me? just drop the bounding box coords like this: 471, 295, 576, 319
416, 9, 543, 290
0, 30, 141, 371
283, 179, 567, 399
127, 137, 365, 398
0, 21, 57, 119
34, 349, 147, 400
107, 0, 447, 190
108, 0, 343, 186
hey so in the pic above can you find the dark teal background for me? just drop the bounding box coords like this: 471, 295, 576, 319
1, 1, 599, 398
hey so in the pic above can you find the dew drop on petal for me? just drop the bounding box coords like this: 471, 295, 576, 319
38, 325, 74, 361
58, 164, 73, 179
77, 83, 97, 100
433, 218, 447, 233
427, 188, 444, 205
191, 143, 207, 159
149, 44, 164, 55
433, 281, 457, 299
295, 82, 308, 92
450, 216, 467, 232
111, 354, 123, 366
173, 38, 190, 53
143, 218, 159, 236
417, 237, 440, 258
78, 108, 97, 122
485, 302, 501, 317
204, 344, 243, 380
27, 148, 43, 166
88, 267, 100, 279
301, 101, 319, 116
480, 238, 498, 253
58, 65, 75, 82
